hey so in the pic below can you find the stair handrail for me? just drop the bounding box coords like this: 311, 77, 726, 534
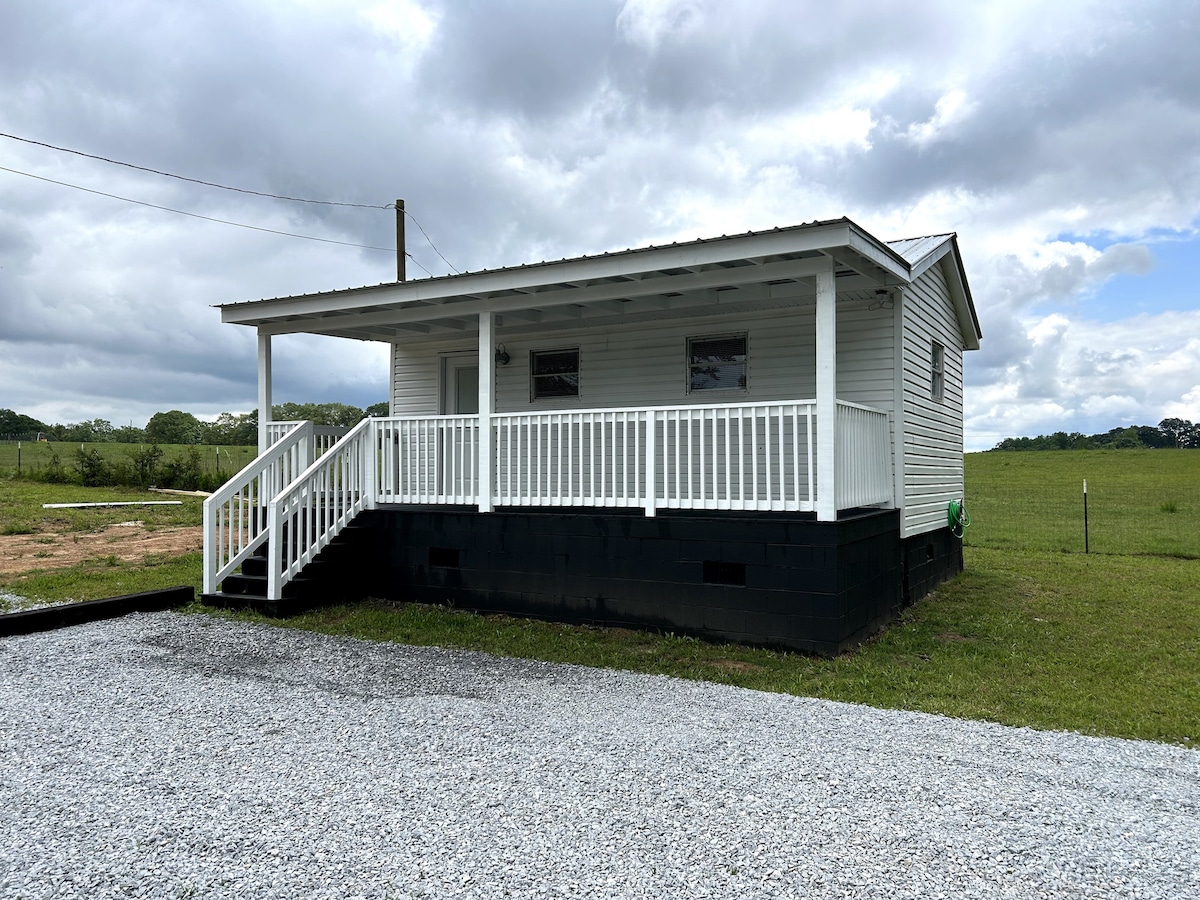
203, 420, 314, 594
266, 416, 376, 601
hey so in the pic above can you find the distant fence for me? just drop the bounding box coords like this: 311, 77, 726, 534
964, 452, 1200, 558
0, 441, 260, 482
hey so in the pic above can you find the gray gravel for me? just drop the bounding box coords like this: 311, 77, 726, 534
2, 613, 1197, 899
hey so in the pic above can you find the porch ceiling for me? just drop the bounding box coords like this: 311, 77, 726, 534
218, 218, 914, 343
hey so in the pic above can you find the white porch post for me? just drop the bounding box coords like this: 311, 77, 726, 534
816, 259, 837, 521
477, 311, 495, 512
257, 331, 272, 454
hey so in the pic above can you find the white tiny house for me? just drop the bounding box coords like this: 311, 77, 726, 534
205, 218, 980, 655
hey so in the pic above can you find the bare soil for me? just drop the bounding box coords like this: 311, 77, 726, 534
0, 522, 202, 576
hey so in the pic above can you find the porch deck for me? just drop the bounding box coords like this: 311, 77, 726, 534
203, 400, 893, 602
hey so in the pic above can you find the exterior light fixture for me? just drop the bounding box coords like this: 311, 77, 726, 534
495, 343, 511, 366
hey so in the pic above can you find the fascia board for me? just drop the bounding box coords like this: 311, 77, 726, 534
904, 236, 956, 281
845, 226, 912, 282
939, 245, 982, 350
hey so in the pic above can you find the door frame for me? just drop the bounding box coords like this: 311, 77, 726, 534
440, 352, 479, 415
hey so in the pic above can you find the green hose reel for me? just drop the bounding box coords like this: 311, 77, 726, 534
948, 499, 970, 537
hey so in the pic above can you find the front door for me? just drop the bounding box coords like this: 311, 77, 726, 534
441, 354, 479, 415
439, 354, 479, 499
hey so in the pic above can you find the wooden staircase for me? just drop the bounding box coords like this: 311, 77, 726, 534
201, 514, 380, 617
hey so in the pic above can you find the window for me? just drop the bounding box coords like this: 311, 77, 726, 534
931, 341, 945, 402
687, 334, 747, 393
531, 348, 579, 399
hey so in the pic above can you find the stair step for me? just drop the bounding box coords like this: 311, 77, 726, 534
219, 573, 267, 596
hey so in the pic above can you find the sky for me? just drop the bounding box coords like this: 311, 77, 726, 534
1, 0, 1198, 452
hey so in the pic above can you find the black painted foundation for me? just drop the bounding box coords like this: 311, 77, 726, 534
365, 505, 963, 656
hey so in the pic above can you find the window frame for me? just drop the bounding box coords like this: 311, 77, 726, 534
686, 332, 749, 395
529, 347, 581, 402
931, 341, 946, 403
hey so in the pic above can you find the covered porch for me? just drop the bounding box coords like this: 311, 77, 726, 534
203, 396, 892, 601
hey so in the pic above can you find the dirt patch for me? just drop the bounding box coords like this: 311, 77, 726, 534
936, 631, 975, 644
0, 524, 202, 576
709, 658, 766, 674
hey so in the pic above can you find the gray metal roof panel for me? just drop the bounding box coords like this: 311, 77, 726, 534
218, 217, 894, 309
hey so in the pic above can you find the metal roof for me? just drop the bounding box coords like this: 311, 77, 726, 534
216, 217, 979, 348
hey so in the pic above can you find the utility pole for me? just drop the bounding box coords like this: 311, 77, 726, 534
395, 198, 406, 282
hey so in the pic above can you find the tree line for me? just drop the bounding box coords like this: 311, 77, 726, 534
991, 418, 1198, 451
0, 402, 389, 445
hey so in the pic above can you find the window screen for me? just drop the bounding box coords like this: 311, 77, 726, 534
931, 342, 945, 402
531, 348, 580, 399
688, 334, 747, 392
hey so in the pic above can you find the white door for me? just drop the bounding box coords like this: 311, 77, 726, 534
439, 354, 479, 498
441, 354, 479, 414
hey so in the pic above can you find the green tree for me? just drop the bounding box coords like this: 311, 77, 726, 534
0, 408, 50, 436
60, 418, 115, 442
145, 410, 202, 444
272, 402, 363, 427
74, 446, 111, 486
364, 401, 390, 418
112, 425, 147, 443
201, 411, 258, 445
1158, 418, 1196, 448
127, 444, 163, 487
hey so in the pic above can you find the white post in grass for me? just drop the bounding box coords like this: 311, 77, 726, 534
816, 258, 837, 521
257, 330, 272, 454
478, 311, 495, 512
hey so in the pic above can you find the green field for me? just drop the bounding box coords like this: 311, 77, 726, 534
965, 449, 1200, 557
0, 440, 258, 482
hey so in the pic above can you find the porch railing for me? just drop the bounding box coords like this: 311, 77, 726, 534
266, 421, 351, 455
376, 415, 480, 505
268, 417, 376, 600
203, 420, 315, 595
206, 399, 893, 600
835, 401, 894, 508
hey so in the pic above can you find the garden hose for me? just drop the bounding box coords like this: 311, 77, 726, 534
948, 499, 970, 538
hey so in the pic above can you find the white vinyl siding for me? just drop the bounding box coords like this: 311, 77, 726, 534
392, 302, 897, 415
900, 261, 965, 537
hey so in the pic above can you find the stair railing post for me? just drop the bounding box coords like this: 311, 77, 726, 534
363, 419, 378, 510
267, 497, 283, 601
202, 496, 216, 595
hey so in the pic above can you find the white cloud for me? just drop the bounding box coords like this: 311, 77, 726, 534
1, 0, 1198, 448
903, 89, 977, 147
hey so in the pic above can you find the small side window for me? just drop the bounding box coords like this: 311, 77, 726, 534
531, 348, 580, 399
688, 334, 747, 393
931, 342, 945, 402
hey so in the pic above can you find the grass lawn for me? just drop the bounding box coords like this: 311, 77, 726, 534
0, 480, 205, 534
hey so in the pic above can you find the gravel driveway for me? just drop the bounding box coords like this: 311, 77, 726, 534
2, 612, 1197, 899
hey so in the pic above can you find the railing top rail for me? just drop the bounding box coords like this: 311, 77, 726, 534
203, 420, 310, 511
312, 424, 353, 437
495, 399, 820, 418
370, 399, 841, 425
269, 416, 374, 505
835, 399, 889, 414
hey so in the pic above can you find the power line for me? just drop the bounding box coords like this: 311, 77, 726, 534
0, 130, 459, 272
0, 164, 398, 253
0, 131, 393, 209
